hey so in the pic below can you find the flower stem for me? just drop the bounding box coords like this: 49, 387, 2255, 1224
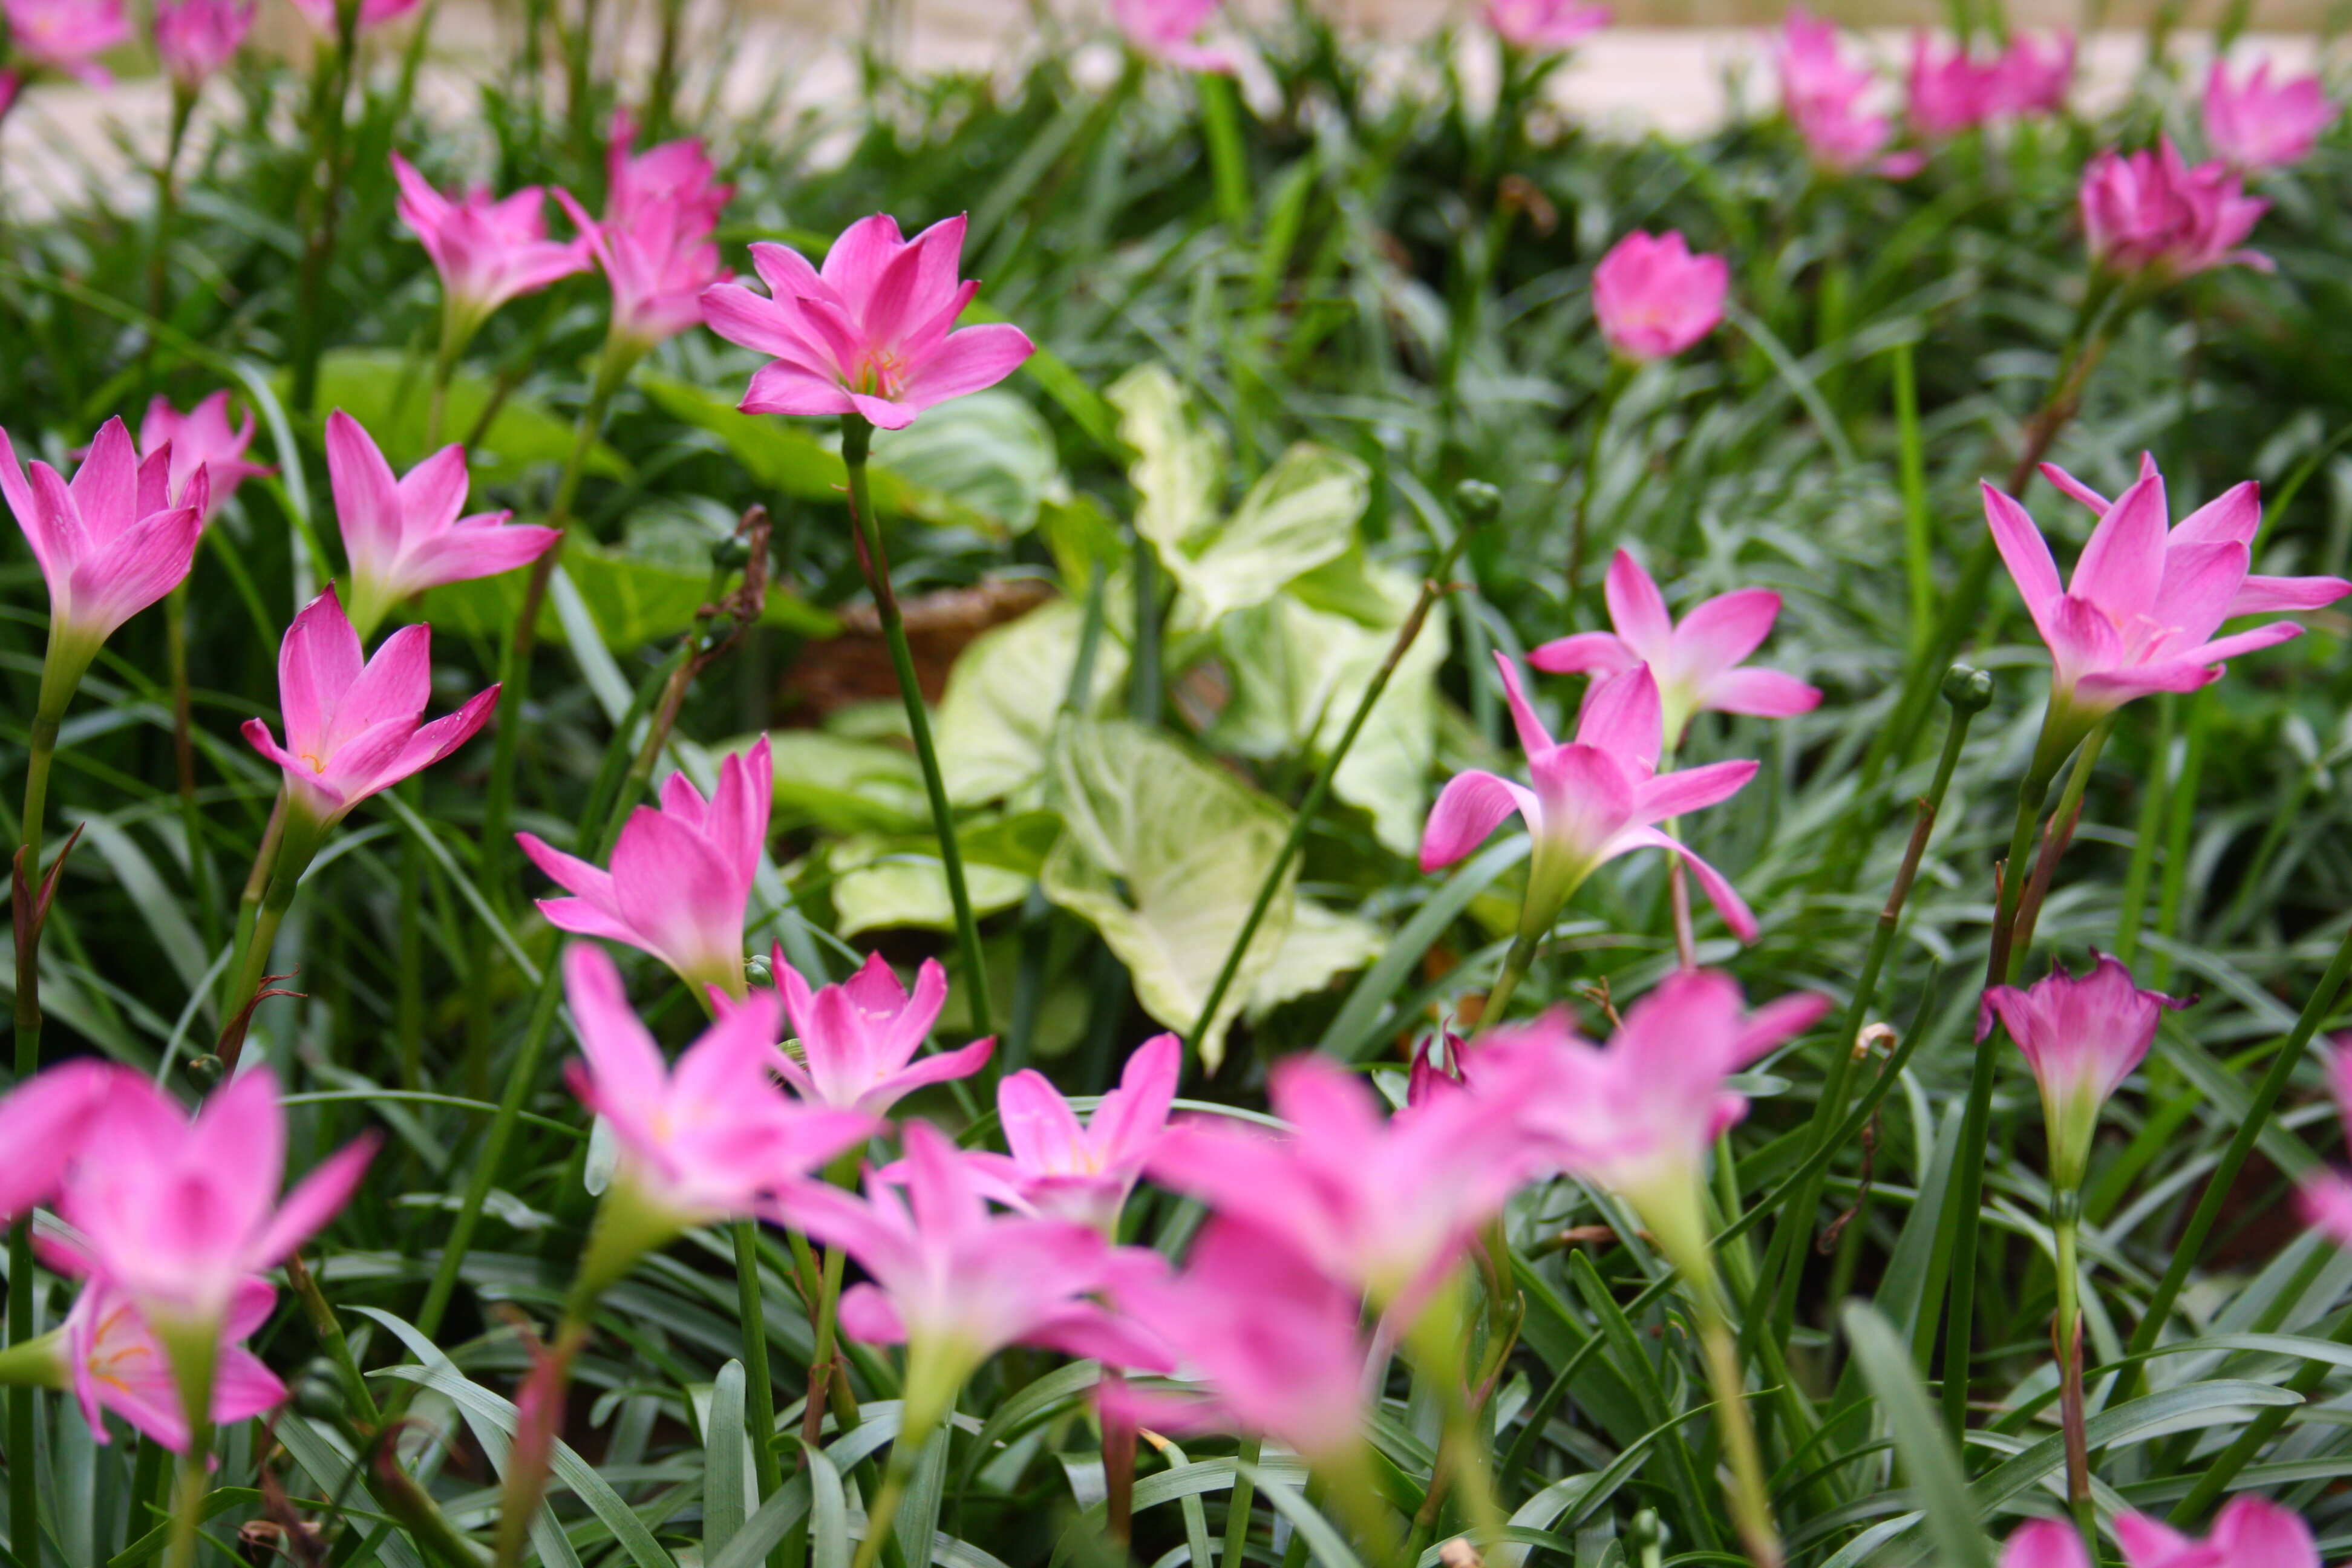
145, 83, 195, 362
289, 0, 362, 414
2011, 719, 2110, 967
1694, 1286, 1783, 1568
1220, 1434, 1261, 1566
731, 1218, 794, 1568
851, 1397, 939, 1568
1481, 929, 1543, 1028
841, 415, 993, 1039
2051, 1195, 2096, 1551
215, 808, 325, 1077
1194, 71, 1249, 235
8, 698, 57, 1564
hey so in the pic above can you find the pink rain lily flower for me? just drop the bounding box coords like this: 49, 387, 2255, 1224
2114, 1498, 2322, 1567
2297, 1037, 2352, 1247
4, 0, 128, 84
59, 1067, 375, 1334
561, 944, 873, 1290
1907, 35, 2003, 137
1985, 454, 2349, 771
2080, 137, 2270, 280
769, 949, 995, 1117
1978, 952, 2185, 1192
284, 0, 417, 33
1774, 10, 1924, 177
606, 110, 732, 235
962, 1033, 1180, 1234
0, 417, 208, 696
242, 587, 501, 832
771, 1120, 1173, 1425
390, 154, 589, 348
41, 1243, 284, 1453
555, 120, 731, 354
1531, 549, 1820, 740
0, 1059, 125, 1220
1592, 231, 1728, 362
152, 0, 253, 89
2001, 1520, 2088, 1568
2204, 58, 2335, 173
1109, 0, 1240, 73
1420, 655, 1762, 944
326, 409, 557, 638
1146, 1052, 1534, 1321
519, 739, 771, 1001
1484, 0, 1609, 54
138, 392, 271, 523
1477, 970, 1829, 1278
1097, 1217, 1371, 1467
701, 213, 1036, 432
1990, 32, 2074, 116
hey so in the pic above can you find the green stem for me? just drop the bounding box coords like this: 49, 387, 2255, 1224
2009, 719, 2110, 970
1941, 760, 2059, 1436
841, 416, 993, 1039
165, 1443, 209, 1568
1481, 930, 1542, 1029
1695, 1286, 1783, 1568
2052, 1200, 2094, 1551
851, 1403, 936, 1568
733, 1218, 791, 1568
1186, 526, 1469, 1057
1220, 1434, 1261, 1566
10, 695, 62, 1547
289, 1, 361, 414
217, 809, 325, 1076
1195, 71, 1249, 235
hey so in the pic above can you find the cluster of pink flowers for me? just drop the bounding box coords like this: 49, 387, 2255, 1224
559, 114, 734, 353
2004, 1499, 2325, 1567
1109, 0, 1241, 73
1771, 10, 1923, 178
1483, 0, 1610, 54
0, 1062, 374, 1451
1905, 30, 2073, 137
2080, 139, 2271, 281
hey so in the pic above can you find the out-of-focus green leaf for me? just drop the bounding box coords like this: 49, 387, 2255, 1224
1040, 719, 1294, 1070
1109, 364, 1225, 554
829, 834, 1031, 938
869, 390, 1061, 534
703, 1360, 751, 1556
1247, 898, 1384, 1020
290, 348, 627, 486
761, 730, 929, 835
938, 598, 1128, 805
1039, 495, 1127, 592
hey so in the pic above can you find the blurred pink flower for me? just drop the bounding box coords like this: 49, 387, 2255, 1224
702, 214, 1034, 431
1531, 549, 1818, 740
560, 943, 873, 1230
2204, 58, 2335, 172
518, 739, 772, 1000
1484, 0, 1609, 53
0, 417, 207, 682
138, 391, 270, 523
768, 949, 994, 1116
962, 1033, 1179, 1234
242, 587, 500, 828
1419, 654, 1761, 943
4, 0, 128, 84
2080, 137, 2269, 279
1591, 231, 1727, 361
1146, 1051, 1534, 1318
1986, 454, 2347, 766
2001, 1520, 2087, 1568
555, 118, 731, 352
390, 154, 588, 344
2299, 1037, 2352, 1247
1773, 10, 1923, 177
152, 0, 252, 88
0, 1059, 124, 1220
1109, 0, 1238, 72
1990, 32, 2074, 116
284, 0, 417, 34
1978, 952, 2185, 1191
1098, 1217, 1370, 1465
45, 1250, 284, 1452
325, 409, 555, 638
1477, 970, 1828, 1273
58, 1068, 375, 1332
1907, 35, 2003, 137
771, 1120, 1172, 1419
2115, 1498, 2321, 1567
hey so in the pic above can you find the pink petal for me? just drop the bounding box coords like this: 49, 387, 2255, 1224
1573, 665, 1664, 773
277, 589, 364, 755
2207, 1497, 2319, 1562
560, 943, 672, 1123
1000, 1070, 1089, 1174
835, 1283, 907, 1344
1419, 770, 1538, 871
1527, 632, 1638, 675
250, 1134, 379, 1269
2172, 480, 2262, 548
333, 623, 433, 740
1093, 1033, 1181, 1165
818, 214, 908, 315
209, 1346, 289, 1425
1671, 587, 1781, 678
2170, 619, 2304, 667
70, 503, 203, 637
2069, 472, 2168, 620
1707, 667, 1821, 717
1609, 826, 1757, 941
860, 1037, 995, 1117
1491, 652, 1557, 760
1602, 550, 1674, 654
740, 365, 860, 420
325, 411, 403, 568
70, 418, 139, 537
702, 282, 828, 363
1984, 483, 2065, 634
746, 240, 828, 301
1999, 1520, 2090, 1568
402, 520, 560, 592
394, 442, 471, 538
2112, 1514, 2197, 1565
895, 322, 1035, 410
1635, 758, 1759, 821
2151, 540, 2247, 646
2227, 573, 2351, 617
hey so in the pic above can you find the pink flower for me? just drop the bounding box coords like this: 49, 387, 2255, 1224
1773, 10, 1924, 178
47, 1255, 284, 1452
0, 1059, 123, 1220
1476, 970, 1828, 1274
555, 119, 731, 353
518, 740, 771, 1000
2298, 1037, 2352, 1247
241, 587, 500, 830
2080, 137, 2270, 280
389, 154, 589, 344
2204, 58, 2335, 173
962, 1033, 1180, 1234
284, 0, 417, 34
560, 944, 874, 1229
152, 0, 252, 89
1098, 1217, 1370, 1465
1907, 34, 2003, 137
2114, 1498, 2321, 1567
1109, 0, 1239, 73
768, 949, 995, 1117
701, 214, 1035, 432
771, 1120, 1172, 1420
1978, 952, 2185, 1191
1990, 32, 2074, 116
1985, 454, 2348, 767
138, 391, 270, 523
4, 0, 128, 84
326, 409, 556, 638
1419, 654, 1762, 944
2001, 1520, 2087, 1568
1590, 231, 1728, 362
1484, 0, 1609, 54
58, 1068, 375, 1333
1530, 549, 1819, 740
0, 417, 207, 682
1146, 1052, 1534, 1318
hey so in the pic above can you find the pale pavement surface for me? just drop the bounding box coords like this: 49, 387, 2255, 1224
0, 2, 2325, 218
